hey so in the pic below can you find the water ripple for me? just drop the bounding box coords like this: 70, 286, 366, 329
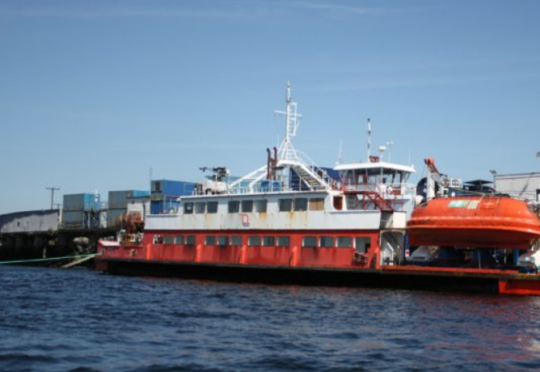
1, 266, 540, 371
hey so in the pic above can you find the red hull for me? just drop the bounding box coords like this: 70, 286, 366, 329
97, 228, 540, 296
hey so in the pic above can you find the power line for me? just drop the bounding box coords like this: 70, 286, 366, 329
46, 187, 60, 210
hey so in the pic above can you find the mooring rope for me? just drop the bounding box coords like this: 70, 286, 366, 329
0, 253, 100, 265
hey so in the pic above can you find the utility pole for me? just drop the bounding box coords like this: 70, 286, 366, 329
46, 187, 60, 210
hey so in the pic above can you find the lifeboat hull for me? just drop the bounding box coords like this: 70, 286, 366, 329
407, 197, 540, 249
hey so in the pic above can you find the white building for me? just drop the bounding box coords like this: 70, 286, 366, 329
494, 172, 540, 202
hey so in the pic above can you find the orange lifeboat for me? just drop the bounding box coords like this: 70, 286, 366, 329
407, 196, 540, 249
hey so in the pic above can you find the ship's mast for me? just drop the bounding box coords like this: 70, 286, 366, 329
275, 82, 302, 162
367, 118, 372, 161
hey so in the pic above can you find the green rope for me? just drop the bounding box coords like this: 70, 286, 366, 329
0, 253, 100, 265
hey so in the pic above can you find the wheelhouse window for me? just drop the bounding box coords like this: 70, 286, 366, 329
279, 199, 293, 212
294, 198, 308, 211
205, 235, 216, 245
218, 236, 229, 247
228, 201, 240, 213
277, 236, 290, 247
319, 236, 335, 248
254, 200, 267, 212
195, 202, 206, 214
248, 236, 261, 247
175, 235, 185, 245
241, 200, 253, 213
231, 236, 243, 246
309, 198, 325, 211
302, 236, 318, 247
337, 237, 352, 248
163, 236, 174, 245
207, 201, 218, 214
153, 235, 163, 244
185, 235, 196, 246
355, 237, 371, 253
184, 202, 194, 214
262, 236, 275, 246
333, 196, 343, 211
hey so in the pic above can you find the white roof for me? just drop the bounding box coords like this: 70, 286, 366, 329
334, 161, 415, 174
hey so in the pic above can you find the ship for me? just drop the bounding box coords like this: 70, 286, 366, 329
97, 83, 540, 296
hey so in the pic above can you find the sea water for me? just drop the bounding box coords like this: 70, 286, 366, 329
1, 265, 540, 371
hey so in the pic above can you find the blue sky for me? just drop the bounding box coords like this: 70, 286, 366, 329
1, 0, 539, 213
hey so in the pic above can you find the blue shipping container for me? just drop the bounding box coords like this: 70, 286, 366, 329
151, 180, 197, 197
109, 190, 150, 209
63, 194, 101, 212
62, 211, 84, 228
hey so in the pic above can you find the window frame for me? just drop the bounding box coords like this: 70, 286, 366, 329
302, 236, 318, 248
241, 200, 254, 213
279, 199, 293, 212
319, 236, 335, 248
294, 198, 308, 211
276, 236, 291, 247
228, 201, 240, 213
184, 202, 194, 214
207, 201, 218, 214
248, 236, 262, 247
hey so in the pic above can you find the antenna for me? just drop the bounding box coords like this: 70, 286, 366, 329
337, 140, 343, 165
386, 141, 394, 162
46, 186, 60, 210
367, 118, 372, 160
274, 82, 303, 161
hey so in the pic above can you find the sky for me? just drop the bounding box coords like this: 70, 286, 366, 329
1, 0, 539, 213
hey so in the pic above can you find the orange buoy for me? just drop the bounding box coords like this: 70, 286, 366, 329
407, 196, 540, 249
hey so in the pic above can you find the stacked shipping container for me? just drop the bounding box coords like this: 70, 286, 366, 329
150, 180, 197, 214
62, 194, 101, 229
107, 190, 150, 228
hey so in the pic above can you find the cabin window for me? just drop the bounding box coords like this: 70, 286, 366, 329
279, 199, 293, 212
319, 236, 335, 248
254, 200, 267, 212
195, 202, 206, 214
337, 237, 352, 248
262, 236, 275, 246
248, 236, 261, 247
228, 201, 240, 213
184, 202, 194, 214
231, 236, 243, 246
153, 235, 163, 244
205, 235, 216, 245
277, 236, 290, 247
309, 198, 325, 211
302, 236, 318, 247
333, 196, 343, 211
218, 236, 229, 247
207, 201, 218, 214
163, 236, 174, 245
241, 200, 253, 213
175, 235, 185, 245
355, 237, 371, 254
294, 198, 308, 211
186, 235, 196, 246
